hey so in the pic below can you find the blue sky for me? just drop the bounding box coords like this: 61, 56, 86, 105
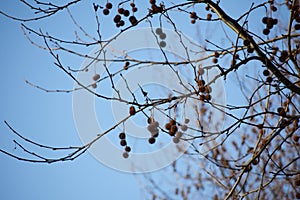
0, 1, 277, 199
0, 1, 144, 199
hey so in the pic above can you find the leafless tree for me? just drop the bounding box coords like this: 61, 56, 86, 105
1, 0, 300, 199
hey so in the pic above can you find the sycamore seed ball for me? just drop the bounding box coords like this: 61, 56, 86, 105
129, 106, 136, 115
159, 41, 166, 48
175, 131, 183, 138
173, 137, 180, 144
122, 152, 129, 159
181, 125, 188, 131
148, 137, 156, 144
93, 74, 100, 81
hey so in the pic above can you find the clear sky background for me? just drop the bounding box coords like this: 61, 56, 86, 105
0, 1, 276, 199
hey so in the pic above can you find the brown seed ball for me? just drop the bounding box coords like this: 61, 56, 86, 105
295, 23, 300, 30
93, 74, 100, 81
198, 79, 206, 86
252, 158, 259, 165
175, 131, 183, 138
147, 124, 156, 132
103, 8, 110, 15
148, 137, 156, 144
159, 33, 166, 40
165, 123, 171, 130
118, 20, 125, 26
205, 5, 210, 11
119, 132, 126, 139
147, 117, 153, 124
123, 10, 130, 17
159, 41, 166, 48
114, 14, 121, 23
277, 107, 286, 116
263, 28, 270, 35
272, 18, 278, 25
129, 16, 138, 25
262, 16, 268, 24
190, 12, 197, 19
205, 85, 212, 93
125, 146, 131, 152
243, 39, 250, 46
155, 28, 163, 35
181, 125, 188, 131
106, 2, 113, 9
151, 131, 159, 138
191, 19, 196, 24
267, 17, 273, 25
91, 83, 97, 88
266, 23, 273, 29
279, 56, 286, 62
270, 5, 277, 11
118, 8, 125, 14
170, 125, 178, 133
169, 130, 175, 136
170, 120, 176, 125
199, 94, 205, 101
125, 61, 130, 66
266, 76, 273, 83
123, 65, 128, 70
132, 7, 138, 12
130, 2, 135, 7
214, 51, 220, 58
184, 118, 190, 124
120, 139, 127, 146
129, 106, 136, 115
149, 0, 156, 4
247, 47, 254, 53
207, 13, 212, 20
122, 152, 129, 158
263, 69, 270, 76
153, 121, 159, 127
173, 137, 180, 143
205, 94, 211, 101
198, 85, 205, 93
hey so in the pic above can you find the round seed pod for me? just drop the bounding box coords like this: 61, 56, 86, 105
173, 137, 180, 144
148, 137, 156, 144
125, 146, 131, 152
120, 139, 127, 146
119, 132, 126, 139
122, 152, 129, 158
92, 74, 100, 81
103, 8, 110, 15
105, 2, 113, 9
181, 125, 188, 132
129, 106, 136, 115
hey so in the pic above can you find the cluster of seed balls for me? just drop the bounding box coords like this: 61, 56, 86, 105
117, 106, 136, 159
91, 73, 100, 88
118, 132, 131, 159
155, 28, 167, 48
189, 5, 213, 24
165, 119, 188, 144
99, 2, 138, 27
196, 67, 212, 101
149, 0, 164, 14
